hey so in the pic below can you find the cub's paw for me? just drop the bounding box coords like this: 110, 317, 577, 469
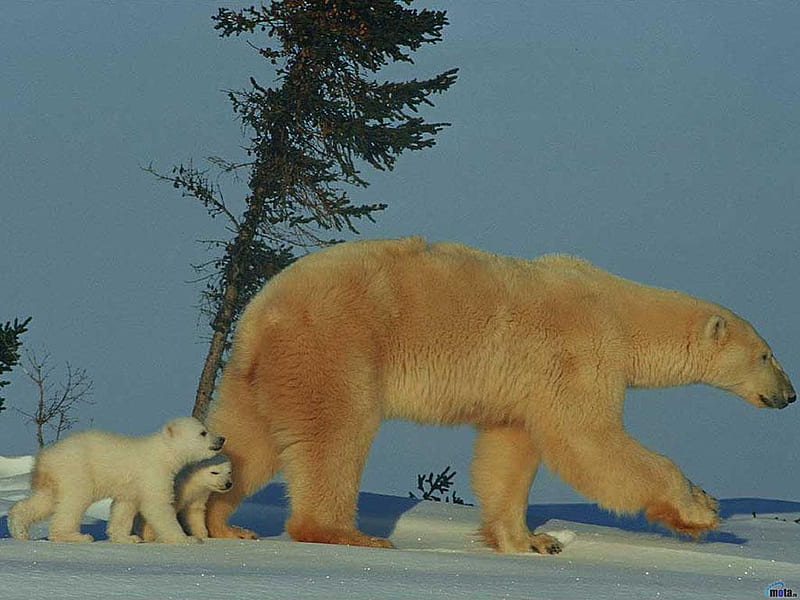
161, 535, 202, 544
50, 532, 94, 543
182, 536, 202, 544
110, 534, 143, 544
7, 519, 29, 541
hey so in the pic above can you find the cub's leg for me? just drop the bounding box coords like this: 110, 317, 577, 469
182, 501, 209, 538
139, 494, 198, 544
107, 500, 142, 543
539, 391, 718, 537
138, 517, 156, 542
48, 492, 94, 543
472, 426, 562, 554
8, 488, 55, 540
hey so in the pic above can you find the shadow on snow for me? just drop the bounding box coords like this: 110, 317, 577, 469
230, 483, 800, 546
2, 485, 798, 547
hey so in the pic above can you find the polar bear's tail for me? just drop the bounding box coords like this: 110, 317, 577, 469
7, 467, 57, 540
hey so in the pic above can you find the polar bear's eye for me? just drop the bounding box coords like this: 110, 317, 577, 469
200, 430, 208, 437
760, 353, 770, 364
210, 471, 220, 475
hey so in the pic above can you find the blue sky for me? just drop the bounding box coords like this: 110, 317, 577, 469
1, 1, 798, 504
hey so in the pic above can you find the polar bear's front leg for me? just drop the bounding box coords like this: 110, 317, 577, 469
140, 499, 199, 544
539, 408, 719, 537
107, 500, 142, 543
472, 425, 562, 554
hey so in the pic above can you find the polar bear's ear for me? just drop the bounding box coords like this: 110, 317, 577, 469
704, 315, 727, 343
165, 423, 175, 438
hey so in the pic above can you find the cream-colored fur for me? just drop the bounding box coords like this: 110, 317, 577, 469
8, 417, 225, 543
136, 456, 233, 541
204, 236, 795, 552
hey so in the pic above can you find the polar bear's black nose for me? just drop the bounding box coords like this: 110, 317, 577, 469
225, 481, 233, 489
788, 393, 796, 404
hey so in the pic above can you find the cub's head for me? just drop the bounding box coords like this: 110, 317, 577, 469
700, 314, 795, 409
162, 416, 226, 463
187, 456, 233, 494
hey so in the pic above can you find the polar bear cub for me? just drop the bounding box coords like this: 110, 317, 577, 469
8, 417, 225, 543
136, 455, 233, 541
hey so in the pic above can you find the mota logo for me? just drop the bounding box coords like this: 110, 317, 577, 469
766, 581, 798, 598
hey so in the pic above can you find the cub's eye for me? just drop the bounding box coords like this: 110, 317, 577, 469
210, 471, 219, 475
760, 353, 769, 364
201, 431, 208, 437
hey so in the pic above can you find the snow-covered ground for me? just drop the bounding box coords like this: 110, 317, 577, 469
1, 456, 799, 600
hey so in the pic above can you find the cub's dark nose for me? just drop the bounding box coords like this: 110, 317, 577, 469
788, 394, 797, 404
225, 481, 233, 490
218, 436, 226, 445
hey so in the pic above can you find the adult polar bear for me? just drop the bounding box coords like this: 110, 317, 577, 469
205, 236, 795, 553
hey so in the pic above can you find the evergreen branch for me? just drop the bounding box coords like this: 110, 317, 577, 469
150, 1, 457, 419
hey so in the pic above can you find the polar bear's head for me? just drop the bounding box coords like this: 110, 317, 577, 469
183, 456, 233, 494
700, 314, 796, 409
161, 417, 226, 464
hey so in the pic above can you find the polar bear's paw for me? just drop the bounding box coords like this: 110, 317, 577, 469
480, 524, 568, 554
646, 494, 719, 538
529, 532, 564, 555
209, 525, 260, 540
690, 484, 719, 515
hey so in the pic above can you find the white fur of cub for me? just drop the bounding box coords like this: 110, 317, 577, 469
138, 456, 233, 541
8, 417, 225, 543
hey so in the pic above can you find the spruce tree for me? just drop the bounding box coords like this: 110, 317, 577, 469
149, 1, 457, 418
0, 317, 31, 414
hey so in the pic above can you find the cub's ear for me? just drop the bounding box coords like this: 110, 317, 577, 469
165, 424, 175, 438
704, 315, 727, 342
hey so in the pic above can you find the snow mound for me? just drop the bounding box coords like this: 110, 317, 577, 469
0, 456, 34, 479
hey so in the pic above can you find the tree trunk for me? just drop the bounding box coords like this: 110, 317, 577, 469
191, 196, 265, 420
36, 374, 45, 448
192, 282, 239, 420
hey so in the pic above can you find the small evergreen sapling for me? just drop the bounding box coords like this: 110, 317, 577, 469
0, 317, 31, 414
409, 465, 472, 505
752, 511, 800, 524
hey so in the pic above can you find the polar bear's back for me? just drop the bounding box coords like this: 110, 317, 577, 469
228, 236, 630, 366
